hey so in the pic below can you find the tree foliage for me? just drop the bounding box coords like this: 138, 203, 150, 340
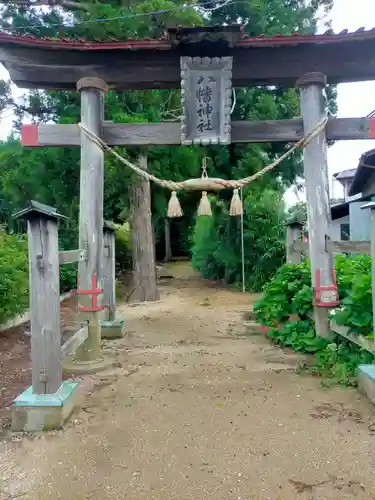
0, 229, 28, 323
191, 188, 286, 291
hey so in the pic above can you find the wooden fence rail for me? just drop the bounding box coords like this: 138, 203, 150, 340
59, 248, 87, 265
291, 239, 371, 256
330, 320, 375, 355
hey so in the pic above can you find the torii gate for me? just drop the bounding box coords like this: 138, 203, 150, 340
2, 25, 375, 430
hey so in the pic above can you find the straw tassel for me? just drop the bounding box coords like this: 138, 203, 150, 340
197, 191, 212, 216
229, 189, 243, 216
167, 191, 183, 218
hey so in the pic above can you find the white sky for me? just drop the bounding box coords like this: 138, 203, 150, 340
285, 0, 375, 204
0, 0, 374, 206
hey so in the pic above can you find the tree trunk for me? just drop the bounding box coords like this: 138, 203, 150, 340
164, 218, 172, 262
129, 154, 159, 302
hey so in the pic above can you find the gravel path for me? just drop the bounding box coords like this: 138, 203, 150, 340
1, 263, 375, 500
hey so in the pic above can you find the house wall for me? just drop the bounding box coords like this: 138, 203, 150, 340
329, 215, 349, 241
350, 202, 371, 240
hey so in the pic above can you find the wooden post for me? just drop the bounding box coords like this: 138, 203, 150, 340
103, 222, 116, 321
164, 218, 172, 262
297, 73, 333, 338
14, 201, 66, 394
130, 154, 159, 302
286, 220, 303, 264
361, 202, 375, 342
75, 77, 108, 363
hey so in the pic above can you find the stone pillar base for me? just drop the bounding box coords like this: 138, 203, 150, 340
11, 381, 79, 432
358, 365, 375, 405
100, 319, 125, 339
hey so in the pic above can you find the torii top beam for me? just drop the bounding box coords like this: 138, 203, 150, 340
0, 25, 375, 90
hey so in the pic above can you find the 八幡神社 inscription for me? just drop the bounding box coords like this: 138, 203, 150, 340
181, 57, 232, 145
196, 75, 215, 133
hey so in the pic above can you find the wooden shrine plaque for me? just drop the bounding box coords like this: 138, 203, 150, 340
180, 56, 232, 145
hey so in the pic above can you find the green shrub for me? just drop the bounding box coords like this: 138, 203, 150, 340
333, 255, 373, 337
335, 254, 371, 299
255, 254, 373, 338
0, 230, 29, 323
254, 255, 375, 387
115, 222, 132, 273
334, 274, 373, 337
58, 218, 78, 292
191, 189, 286, 291
254, 261, 312, 325
60, 264, 77, 293
268, 319, 326, 353
311, 340, 373, 387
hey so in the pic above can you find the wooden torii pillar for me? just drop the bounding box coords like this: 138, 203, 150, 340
297, 73, 337, 338
65, 77, 111, 371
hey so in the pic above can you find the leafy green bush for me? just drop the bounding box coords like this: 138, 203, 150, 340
58, 218, 78, 292
333, 255, 372, 337
335, 254, 371, 299
254, 255, 375, 387
191, 189, 286, 291
115, 222, 132, 273
253, 261, 312, 325
312, 340, 373, 387
255, 254, 373, 338
334, 275, 373, 337
0, 230, 29, 323
268, 319, 326, 353
60, 264, 77, 293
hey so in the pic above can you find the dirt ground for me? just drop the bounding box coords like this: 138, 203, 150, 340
0, 296, 80, 429
1, 262, 375, 500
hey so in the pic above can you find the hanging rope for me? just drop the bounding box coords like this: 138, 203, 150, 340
79, 116, 328, 216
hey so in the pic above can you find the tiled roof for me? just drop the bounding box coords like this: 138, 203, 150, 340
349, 149, 375, 196
0, 26, 374, 51
333, 168, 357, 180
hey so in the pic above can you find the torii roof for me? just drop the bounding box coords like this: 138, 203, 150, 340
0, 25, 374, 90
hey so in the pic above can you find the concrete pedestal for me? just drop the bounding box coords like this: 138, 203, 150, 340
100, 319, 125, 339
11, 380, 79, 432
358, 365, 375, 405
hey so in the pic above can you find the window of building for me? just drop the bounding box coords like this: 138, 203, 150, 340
340, 223, 350, 241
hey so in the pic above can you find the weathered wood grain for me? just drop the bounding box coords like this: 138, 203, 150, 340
365, 202, 375, 344
103, 229, 116, 321
291, 240, 308, 253
3, 37, 375, 90
286, 222, 304, 264
327, 240, 370, 254
59, 248, 87, 265
22, 117, 375, 148
129, 155, 159, 302
330, 320, 375, 354
298, 73, 332, 338
61, 326, 88, 360
74, 80, 105, 363
164, 218, 172, 262
292, 239, 371, 255
28, 217, 61, 394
